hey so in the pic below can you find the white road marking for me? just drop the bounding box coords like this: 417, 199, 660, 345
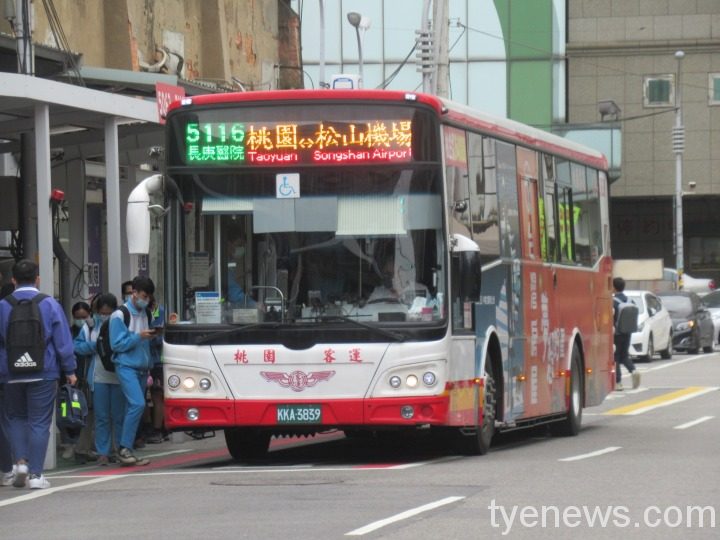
628, 354, 707, 375
345, 496, 465, 536
0, 476, 119, 507
387, 457, 462, 469
558, 446, 621, 462
673, 416, 715, 430
138, 449, 192, 459
50, 466, 427, 479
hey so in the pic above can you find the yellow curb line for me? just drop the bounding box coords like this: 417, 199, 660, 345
604, 386, 719, 416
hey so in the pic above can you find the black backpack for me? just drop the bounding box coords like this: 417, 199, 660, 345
5, 293, 49, 374
96, 305, 152, 372
56, 383, 88, 429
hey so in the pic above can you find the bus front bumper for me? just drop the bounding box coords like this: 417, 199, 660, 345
165, 396, 450, 430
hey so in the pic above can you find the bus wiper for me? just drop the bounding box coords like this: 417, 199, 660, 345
318, 315, 406, 342
195, 322, 281, 345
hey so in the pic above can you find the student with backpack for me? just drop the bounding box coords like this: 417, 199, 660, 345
613, 277, 641, 391
109, 276, 157, 466
73, 293, 125, 466
0, 259, 77, 489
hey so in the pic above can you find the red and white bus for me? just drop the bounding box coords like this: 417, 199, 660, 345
135, 89, 614, 459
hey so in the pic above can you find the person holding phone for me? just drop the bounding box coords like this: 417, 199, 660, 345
109, 276, 156, 467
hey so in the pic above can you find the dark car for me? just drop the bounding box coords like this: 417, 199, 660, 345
657, 291, 714, 354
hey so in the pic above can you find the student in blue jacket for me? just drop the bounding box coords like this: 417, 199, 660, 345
0, 259, 76, 489
74, 293, 126, 466
109, 276, 156, 466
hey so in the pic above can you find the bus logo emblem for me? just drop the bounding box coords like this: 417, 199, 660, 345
261, 370, 335, 392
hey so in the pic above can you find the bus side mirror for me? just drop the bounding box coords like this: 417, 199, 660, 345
450, 234, 481, 302
453, 251, 481, 302
127, 174, 164, 254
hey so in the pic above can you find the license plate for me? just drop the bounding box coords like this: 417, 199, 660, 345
276, 404, 322, 424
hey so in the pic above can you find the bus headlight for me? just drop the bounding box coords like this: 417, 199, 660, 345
167, 375, 181, 389
199, 378, 212, 391
186, 408, 200, 421
422, 372, 437, 386
406, 374, 419, 388
389, 375, 402, 388
182, 377, 196, 390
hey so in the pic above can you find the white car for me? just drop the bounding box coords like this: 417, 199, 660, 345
624, 290, 673, 361
701, 290, 720, 345
663, 268, 716, 296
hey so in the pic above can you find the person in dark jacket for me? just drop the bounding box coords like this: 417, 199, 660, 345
0, 259, 76, 489
613, 277, 641, 391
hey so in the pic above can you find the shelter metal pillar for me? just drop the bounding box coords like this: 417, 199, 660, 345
105, 117, 122, 297
34, 102, 56, 470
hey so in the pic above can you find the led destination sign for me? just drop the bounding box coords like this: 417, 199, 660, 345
184, 119, 413, 165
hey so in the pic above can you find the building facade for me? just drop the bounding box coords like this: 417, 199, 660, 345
0, 0, 297, 306
293, 0, 566, 126
568, 0, 720, 281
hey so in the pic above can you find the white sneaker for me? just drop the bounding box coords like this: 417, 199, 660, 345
615, 382, 624, 391
631, 371, 641, 389
1, 467, 15, 486
28, 474, 50, 489
13, 463, 28, 488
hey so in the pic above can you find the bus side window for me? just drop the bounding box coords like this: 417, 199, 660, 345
555, 159, 574, 264
541, 154, 558, 263
468, 133, 500, 264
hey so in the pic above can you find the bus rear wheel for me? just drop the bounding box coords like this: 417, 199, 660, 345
456, 365, 496, 455
550, 346, 583, 437
224, 428, 271, 461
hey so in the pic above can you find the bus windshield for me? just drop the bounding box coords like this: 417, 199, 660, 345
173, 164, 445, 327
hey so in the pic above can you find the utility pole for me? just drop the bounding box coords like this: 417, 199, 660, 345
433, 0, 449, 97
6, 0, 35, 75
417, 0, 449, 96
673, 51, 685, 283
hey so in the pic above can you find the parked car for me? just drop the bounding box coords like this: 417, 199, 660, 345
663, 268, 716, 296
624, 290, 673, 361
657, 291, 714, 354
700, 290, 720, 345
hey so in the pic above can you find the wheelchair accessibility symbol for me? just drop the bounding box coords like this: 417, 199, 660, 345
276, 173, 300, 199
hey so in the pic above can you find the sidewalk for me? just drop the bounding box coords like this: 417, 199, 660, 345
51, 430, 226, 474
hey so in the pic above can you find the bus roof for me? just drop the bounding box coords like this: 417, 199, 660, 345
169, 89, 607, 170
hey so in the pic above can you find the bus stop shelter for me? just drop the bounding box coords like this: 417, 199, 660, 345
0, 71, 161, 469
0, 71, 161, 302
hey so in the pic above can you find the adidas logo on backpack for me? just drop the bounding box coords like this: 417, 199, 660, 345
5, 293, 48, 375
12, 353, 38, 369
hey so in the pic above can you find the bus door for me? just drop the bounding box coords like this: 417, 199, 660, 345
539, 154, 567, 414
494, 141, 525, 420
517, 147, 555, 417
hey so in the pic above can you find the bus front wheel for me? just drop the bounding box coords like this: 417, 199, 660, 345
225, 428, 271, 461
456, 364, 496, 455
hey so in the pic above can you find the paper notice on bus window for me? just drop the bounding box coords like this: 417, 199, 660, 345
195, 291, 221, 324
188, 252, 210, 287
463, 302, 473, 329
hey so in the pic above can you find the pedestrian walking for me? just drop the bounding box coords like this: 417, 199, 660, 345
110, 276, 156, 466
613, 277, 641, 391
0, 259, 77, 489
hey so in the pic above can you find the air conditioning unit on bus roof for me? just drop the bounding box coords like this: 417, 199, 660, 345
330, 73, 361, 89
